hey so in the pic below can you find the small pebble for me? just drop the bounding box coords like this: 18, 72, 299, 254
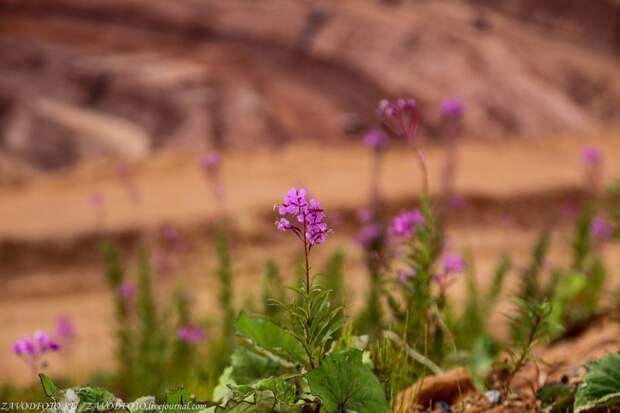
484, 390, 502, 405
435, 400, 452, 413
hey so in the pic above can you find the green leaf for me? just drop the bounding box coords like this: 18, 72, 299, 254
165, 387, 194, 404
252, 377, 296, 404
217, 389, 300, 412
74, 386, 120, 412
164, 388, 201, 413
306, 349, 390, 413
537, 382, 575, 413
230, 348, 282, 385
235, 311, 307, 365
465, 336, 500, 390
39, 374, 59, 399
575, 354, 620, 413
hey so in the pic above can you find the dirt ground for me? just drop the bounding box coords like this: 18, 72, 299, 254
2, 134, 620, 385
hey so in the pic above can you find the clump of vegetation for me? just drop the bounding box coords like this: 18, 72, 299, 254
7, 99, 620, 413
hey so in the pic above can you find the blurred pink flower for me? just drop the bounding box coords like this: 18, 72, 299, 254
177, 325, 206, 344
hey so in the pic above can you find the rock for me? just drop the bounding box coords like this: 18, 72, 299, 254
396, 367, 475, 412
484, 389, 502, 405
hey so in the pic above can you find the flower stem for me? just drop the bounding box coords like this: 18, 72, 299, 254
413, 145, 429, 195
302, 211, 310, 291
371, 149, 383, 211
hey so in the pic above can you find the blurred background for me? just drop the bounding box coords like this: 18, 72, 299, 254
1, 0, 620, 385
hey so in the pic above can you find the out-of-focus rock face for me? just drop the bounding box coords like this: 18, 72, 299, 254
1, 0, 620, 172
467, 0, 620, 53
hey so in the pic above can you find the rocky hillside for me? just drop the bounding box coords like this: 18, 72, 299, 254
1, 0, 620, 175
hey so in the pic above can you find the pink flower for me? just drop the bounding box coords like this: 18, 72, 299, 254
200, 152, 221, 172
357, 208, 372, 223
591, 216, 614, 243
364, 129, 389, 150
177, 325, 206, 343
398, 268, 416, 284
358, 223, 382, 248
55, 317, 75, 340
581, 147, 602, 167
434, 254, 465, 290
275, 188, 330, 247
390, 210, 425, 237
117, 281, 136, 302
13, 331, 60, 374
377, 98, 421, 142
440, 99, 465, 118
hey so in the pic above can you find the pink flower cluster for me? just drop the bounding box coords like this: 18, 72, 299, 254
364, 129, 389, 150
440, 99, 465, 118
377, 98, 420, 141
591, 215, 614, 244
433, 254, 465, 289
13, 331, 60, 373
200, 152, 221, 173
390, 210, 425, 237
177, 325, 206, 344
276, 188, 330, 246
581, 147, 602, 167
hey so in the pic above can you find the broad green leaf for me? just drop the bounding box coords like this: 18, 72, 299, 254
306, 349, 390, 413
230, 348, 282, 385
39, 374, 59, 399
575, 354, 620, 412
235, 312, 307, 365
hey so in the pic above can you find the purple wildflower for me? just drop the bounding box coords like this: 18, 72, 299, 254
440, 99, 465, 118
358, 223, 382, 248
581, 147, 602, 167
34, 331, 60, 352
377, 98, 420, 141
357, 208, 372, 223
177, 325, 206, 344
14, 331, 60, 374
275, 188, 330, 247
117, 281, 136, 302
364, 129, 389, 150
200, 152, 221, 173
398, 268, 416, 284
390, 210, 425, 237
55, 317, 75, 340
13, 338, 35, 357
434, 254, 465, 290
591, 215, 614, 243
442, 254, 465, 274
275, 187, 331, 289
276, 217, 294, 231
278, 188, 308, 219
160, 224, 179, 246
